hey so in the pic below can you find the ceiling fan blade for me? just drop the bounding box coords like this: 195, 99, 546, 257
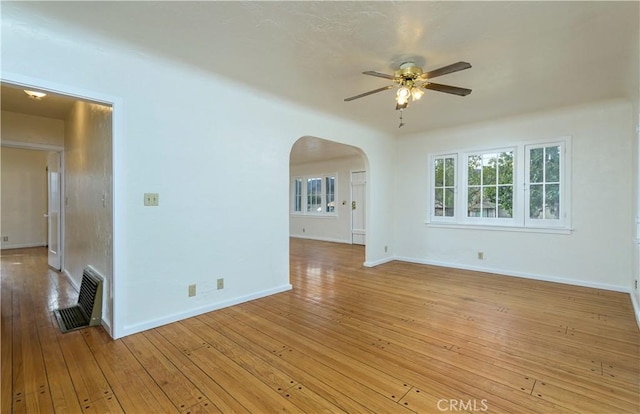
344, 85, 395, 102
421, 61, 472, 79
362, 71, 396, 80
423, 82, 472, 96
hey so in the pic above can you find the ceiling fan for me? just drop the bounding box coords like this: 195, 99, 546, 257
344, 61, 472, 111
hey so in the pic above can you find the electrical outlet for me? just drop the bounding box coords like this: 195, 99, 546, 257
477, 251, 484, 260
188, 284, 196, 297
217, 278, 224, 290
2, 236, 7, 242
636, 280, 638, 290
384, 245, 388, 253
144, 193, 159, 206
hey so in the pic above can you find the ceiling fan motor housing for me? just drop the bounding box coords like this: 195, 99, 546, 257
395, 62, 423, 80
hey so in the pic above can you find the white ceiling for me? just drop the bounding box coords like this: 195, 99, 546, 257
2, 1, 638, 159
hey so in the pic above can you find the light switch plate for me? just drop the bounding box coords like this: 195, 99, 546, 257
144, 193, 159, 206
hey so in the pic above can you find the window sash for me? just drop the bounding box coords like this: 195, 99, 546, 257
431, 154, 457, 221
463, 148, 516, 225
525, 142, 565, 227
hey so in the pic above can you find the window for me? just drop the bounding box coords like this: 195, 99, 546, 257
466, 150, 514, 220
525, 142, 564, 226
291, 174, 337, 216
432, 155, 456, 220
293, 178, 302, 212
428, 137, 570, 231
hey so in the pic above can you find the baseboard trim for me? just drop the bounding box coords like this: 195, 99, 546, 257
62, 268, 81, 291
1, 242, 47, 250
117, 284, 293, 339
364, 257, 395, 267
394, 256, 629, 293
290, 235, 352, 244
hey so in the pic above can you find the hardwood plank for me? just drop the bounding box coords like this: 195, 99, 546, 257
144, 329, 250, 413
122, 332, 208, 411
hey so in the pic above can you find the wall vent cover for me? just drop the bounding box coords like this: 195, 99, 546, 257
54, 266, 103, 333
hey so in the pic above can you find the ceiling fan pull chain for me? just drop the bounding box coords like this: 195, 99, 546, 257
399, 110, 405, 128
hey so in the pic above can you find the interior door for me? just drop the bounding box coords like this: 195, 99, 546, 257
351, 171, 366, 245
47, 151, 62, 270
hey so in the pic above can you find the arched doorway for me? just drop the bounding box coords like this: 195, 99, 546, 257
289, 136, 369, 246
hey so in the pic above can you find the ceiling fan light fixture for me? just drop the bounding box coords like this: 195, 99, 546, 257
24, 90, 47, 100
411, 87, 424, 101
396, 86, 410, 105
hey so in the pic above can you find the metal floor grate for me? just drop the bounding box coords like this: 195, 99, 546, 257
54, 305, 89, 333
53, 266, 103, 333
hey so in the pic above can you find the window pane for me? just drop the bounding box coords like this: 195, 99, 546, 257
468, 155, 481, 185
498, 151, 513, 185
545, 183, 560, 219
434, 188, 444, 217
545, 145, 560, 183
293, 179, 302, 212
467, 187, 481, 217
530, 147, 544, 183
307, 178, 322, 212
325, 176, 335, 212
444, 188, 455, 217
482, 153, 497, 185
482, 187, 496, 217
529, 184, 543, 219
434, 159, 444, 187
444, 158, 455, 186
497, 186, 513, 218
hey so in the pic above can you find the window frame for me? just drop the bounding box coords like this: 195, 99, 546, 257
524, 140, 569, 229
461, 147, 518, 227
291, 173, 338, 217
427, 136, 571, 233
429, 154, 458, 223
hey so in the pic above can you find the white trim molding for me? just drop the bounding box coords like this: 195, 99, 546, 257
119, 284, 292, 338
394, 255, 630, 293
1, 140, 64, 151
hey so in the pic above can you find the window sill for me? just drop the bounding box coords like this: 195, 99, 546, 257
425, 221, 573, 235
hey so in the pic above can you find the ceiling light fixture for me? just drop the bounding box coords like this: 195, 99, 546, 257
345, 60, 472, 127
24, 90, 47, 100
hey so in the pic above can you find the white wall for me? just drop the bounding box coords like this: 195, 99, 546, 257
290, 155, 366, 243
1, 9, 396, 337
64, 101, 113, 328
394, 99, 634, 291
1, 110, 65, 147
0, 147, 48, 248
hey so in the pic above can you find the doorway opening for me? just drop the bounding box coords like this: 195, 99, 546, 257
1, 78, 118, 336
289, 136, 369, 268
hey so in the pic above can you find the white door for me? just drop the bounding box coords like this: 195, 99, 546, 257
351, 171, 366, 245
47, 151, 62, 270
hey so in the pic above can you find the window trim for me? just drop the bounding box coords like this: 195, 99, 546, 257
291, 173, 338, 217
430, 153, 458, 223
426, 136, 572, 233
524, 140, 569, 229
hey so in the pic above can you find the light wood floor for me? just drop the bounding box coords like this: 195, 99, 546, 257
2, 239, 639, 413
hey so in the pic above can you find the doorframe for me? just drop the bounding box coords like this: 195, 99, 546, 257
1, 141, 65, 266
350, 169, 367, 245
2, 72, 125, 339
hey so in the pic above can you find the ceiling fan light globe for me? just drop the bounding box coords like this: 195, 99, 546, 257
396, 95, 409, 106
396, 86, 411, 100
411, 87, 425, 101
